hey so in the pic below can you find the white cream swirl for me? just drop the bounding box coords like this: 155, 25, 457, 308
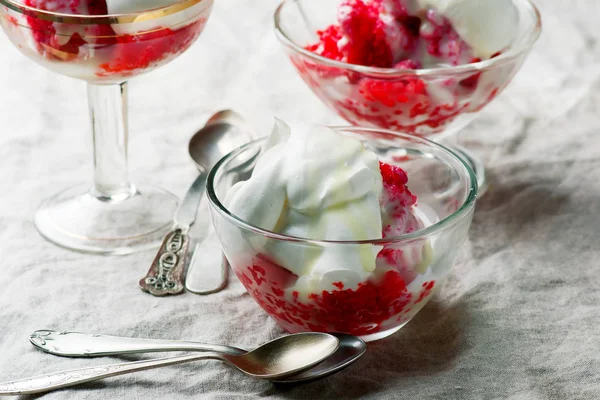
225, 120, 384, 291
417, 0, 519, 58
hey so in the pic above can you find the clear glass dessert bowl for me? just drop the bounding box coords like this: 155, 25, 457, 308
274, 0, 541, 192
207, 127, 477, 342
0, 0, 213, 254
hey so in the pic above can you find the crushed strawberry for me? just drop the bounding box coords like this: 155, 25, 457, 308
239, 258, 428, 336
307, 25, 344, 61
359, 75, 427, 107
298, 0, 504, 136
337, 0, 394, 67
379, 161, 417, 212
98, 20, 202, 76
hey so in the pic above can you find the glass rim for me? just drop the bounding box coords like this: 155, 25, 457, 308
206, 126, 478, 246
0, 0, 210, 24
273, 0, 542, 78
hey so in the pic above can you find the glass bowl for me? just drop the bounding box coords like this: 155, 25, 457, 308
207, 127, 477, 342
0, 0, 213, 254
274, 0, 541, 191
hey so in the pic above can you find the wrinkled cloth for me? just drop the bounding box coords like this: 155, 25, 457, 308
0, 0, 599, 399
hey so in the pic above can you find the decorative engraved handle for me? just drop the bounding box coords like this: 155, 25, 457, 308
139, 228, 189, 296
29, 330, 245, 357
0, 353, 225, 396
139, 172, 209, 296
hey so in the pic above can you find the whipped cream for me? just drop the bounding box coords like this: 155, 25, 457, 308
416, 0, 519, 58
225, 120, 384, 293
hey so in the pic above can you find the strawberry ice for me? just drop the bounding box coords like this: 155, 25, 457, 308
296, 0, 518, 136
309, 0, 517, 68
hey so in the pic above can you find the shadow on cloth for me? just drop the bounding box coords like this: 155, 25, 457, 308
470, 164, 571, 257
266, 298, 469, 399
481, 168, 570, 224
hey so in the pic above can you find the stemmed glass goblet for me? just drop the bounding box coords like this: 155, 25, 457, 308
0, 0, 213, 254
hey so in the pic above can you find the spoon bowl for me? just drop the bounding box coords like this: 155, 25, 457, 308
226, 333, 339, 379
185, 110, 255, 295
188, 110, 254, 172
271, 333, 366, 383
140, 110, 254, 296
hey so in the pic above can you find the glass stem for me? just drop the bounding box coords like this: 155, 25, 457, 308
87, 82, 135, 201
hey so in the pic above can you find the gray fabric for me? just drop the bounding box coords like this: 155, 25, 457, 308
0, 0, 599, 398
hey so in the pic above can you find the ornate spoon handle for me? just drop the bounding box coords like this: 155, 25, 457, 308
0, 353, 223, 396
30, 330, 245, 357
138, 228, 190, 296
139, 172, 208, 296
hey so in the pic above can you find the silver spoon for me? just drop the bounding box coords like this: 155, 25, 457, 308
0, 333, 339, 396
28, 330, 366, 384
185, 110, 254, 294
138, 110, 252, 296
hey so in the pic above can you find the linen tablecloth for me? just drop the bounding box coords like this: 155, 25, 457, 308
1, 0, 599, 398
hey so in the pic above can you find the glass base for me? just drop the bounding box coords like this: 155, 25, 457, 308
35, 183, 178, 255
444, 144, 487, 196
359, 322, 409, 342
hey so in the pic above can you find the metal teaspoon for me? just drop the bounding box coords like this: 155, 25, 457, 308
28, 329, 366, 383
139, 110, 253, 296
0, 333, 339, 396
185, 110, 254, 294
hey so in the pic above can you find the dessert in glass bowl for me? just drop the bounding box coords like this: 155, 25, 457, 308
274, 0, 541, 192
207, 121, 477, 341
0, 0, 213, 254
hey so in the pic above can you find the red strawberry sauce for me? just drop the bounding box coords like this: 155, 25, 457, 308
233, 162, 436, 337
